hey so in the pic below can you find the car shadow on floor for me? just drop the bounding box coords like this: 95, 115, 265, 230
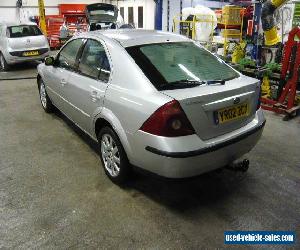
128, 170, 248, 212
0, 61, 40, 80
10, 61, 40, 71
52, 109, 100, 152
52, 109, 249, 212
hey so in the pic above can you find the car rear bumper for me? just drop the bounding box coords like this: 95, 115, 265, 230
145, 120, 265, 158
128, 109, 265, 178
4, 49, 49, 64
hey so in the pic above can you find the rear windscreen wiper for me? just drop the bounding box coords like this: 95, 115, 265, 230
159, 80, 205, 90
206, 80, 226, 85
171, 79, 206, 85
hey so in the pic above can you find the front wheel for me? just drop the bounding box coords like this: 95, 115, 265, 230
38, 79, 54, 113
98, 127, 131, 185
0, 52, 9, 71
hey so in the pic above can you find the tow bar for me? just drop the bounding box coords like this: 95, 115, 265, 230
226, 159, 250, 172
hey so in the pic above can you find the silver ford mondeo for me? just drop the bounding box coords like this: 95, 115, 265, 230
37, 30, 265, 184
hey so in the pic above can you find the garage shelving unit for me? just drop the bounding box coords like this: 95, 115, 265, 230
216, 6, 245, 56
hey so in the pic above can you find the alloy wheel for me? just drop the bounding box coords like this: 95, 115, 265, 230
39, 81, 47, 108
101, 133, 121, 177
0, 54, 4, 70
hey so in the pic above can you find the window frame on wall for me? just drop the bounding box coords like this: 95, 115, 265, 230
120, 7, 125, 20
138, 6, 144, 29
128, 6, 134, 26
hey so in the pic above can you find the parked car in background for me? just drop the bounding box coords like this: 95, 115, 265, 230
0, 22, 50, 71
86, 3, 124, 30
37, 30, 265, 184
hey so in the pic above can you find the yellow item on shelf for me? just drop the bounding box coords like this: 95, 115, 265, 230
264, 27, 280, 46
271, 0, 286, 8
261, 76, 271, 97
231, 41, 246, 64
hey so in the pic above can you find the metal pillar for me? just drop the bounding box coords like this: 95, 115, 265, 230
38, 0, 47, 36
155, 0, 163, 30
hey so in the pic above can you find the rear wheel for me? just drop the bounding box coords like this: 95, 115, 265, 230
38, 79, 54, 113
98, 127, 131, 184
0, 52, 9, 71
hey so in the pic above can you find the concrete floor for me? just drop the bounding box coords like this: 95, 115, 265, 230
0, 65, 299, 249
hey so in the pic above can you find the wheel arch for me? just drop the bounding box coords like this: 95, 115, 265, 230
95, 117, 111, 137
0, 50, 9, 69
37, 74, 42, 85
94, 108, 133, 161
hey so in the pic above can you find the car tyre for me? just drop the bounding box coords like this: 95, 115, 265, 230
38, 79, 54, 113
0, 52, 9, 71
98, 126, 131, 185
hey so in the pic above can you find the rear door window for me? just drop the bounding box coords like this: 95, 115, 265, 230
7, 25, 42, 38
78, 39, 111, 82
56, 39, 84, 71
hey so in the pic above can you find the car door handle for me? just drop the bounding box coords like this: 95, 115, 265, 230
60, 79, 67, 86
90, 90, 101, 102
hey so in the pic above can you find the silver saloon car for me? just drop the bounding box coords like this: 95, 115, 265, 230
0, 22, 50, 71
37, 30, 265, 184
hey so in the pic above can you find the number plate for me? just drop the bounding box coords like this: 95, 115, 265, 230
216, 103, 250, 124
23, 51, 39, 56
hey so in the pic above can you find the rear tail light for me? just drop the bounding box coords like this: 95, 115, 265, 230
140, 100, 195, 137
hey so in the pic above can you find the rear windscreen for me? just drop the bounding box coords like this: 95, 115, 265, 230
86, 4, 116, 16
126, 42, 239, 90
90, 10, 115, 16
7, 25, 42, 38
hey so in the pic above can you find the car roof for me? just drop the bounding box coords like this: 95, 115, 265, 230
2, 22, 38, 27
87, 29, 190, 47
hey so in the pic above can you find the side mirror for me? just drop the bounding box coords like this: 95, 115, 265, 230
45, 56, 54, 66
